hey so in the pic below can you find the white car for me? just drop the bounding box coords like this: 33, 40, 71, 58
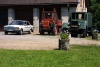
4, 20, 34, 35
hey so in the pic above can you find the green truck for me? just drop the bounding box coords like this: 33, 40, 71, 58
68, 12, 93, 37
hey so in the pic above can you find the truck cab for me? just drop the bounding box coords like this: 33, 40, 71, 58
69, 12, 93, 37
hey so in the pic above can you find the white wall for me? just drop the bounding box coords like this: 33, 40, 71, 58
61, 0, 87, 24
61, 7, 69, 23
33, 8, 39, 33
76, 0, 87, 12
8, 8, 15, 24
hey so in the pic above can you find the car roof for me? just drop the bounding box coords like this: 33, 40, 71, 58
12, 20, 28, 22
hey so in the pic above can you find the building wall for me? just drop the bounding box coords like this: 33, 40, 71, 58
0, 9, 8, 31
76, 0, 87, 12
61, 0, 87, 24
61, 7, 69, 23
0, 0, 87, 31
33, 8, 39, 33
8, 8, 15, 24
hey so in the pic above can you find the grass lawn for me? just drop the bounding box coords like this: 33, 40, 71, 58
0, 45, 100, 67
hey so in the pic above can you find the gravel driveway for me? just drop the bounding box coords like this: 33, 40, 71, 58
0, 32, 100, 50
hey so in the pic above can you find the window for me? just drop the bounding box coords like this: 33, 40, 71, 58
72, 13, 75, 19
27, 22, 30, 25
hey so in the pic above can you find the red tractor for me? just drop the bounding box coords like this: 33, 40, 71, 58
39, 8, 62, 35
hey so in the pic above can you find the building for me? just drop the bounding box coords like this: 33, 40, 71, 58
0, 0, 89, 32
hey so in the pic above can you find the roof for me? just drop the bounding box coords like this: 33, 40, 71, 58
0, 0, 79, 5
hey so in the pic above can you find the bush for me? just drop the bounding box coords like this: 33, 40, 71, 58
60, 33, 69, 39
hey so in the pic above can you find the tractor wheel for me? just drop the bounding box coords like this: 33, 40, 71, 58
48, 31, 50, 35
39, 28, 44, 35
58, 28, 62, 33
52, 27, 57, 35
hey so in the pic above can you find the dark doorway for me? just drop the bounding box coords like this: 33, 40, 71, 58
0, 9, 8, 30
15, 8, 33, 25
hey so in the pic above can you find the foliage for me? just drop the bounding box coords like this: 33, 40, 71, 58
0, 45, 100, 67
93, 30, 99, 34
60, 33, 69, 39
90, 0, 100, 31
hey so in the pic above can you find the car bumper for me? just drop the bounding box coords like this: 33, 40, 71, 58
4, 30, 20, 33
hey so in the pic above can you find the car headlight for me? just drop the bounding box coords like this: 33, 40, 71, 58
4, 27, 7, 30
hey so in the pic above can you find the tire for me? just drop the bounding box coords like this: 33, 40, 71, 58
5, 31, 8, 35
19, 29, 23, 35
59, 28, 62, 33
40, 31, 44, 35
31, 29, 33, 32
39, 28, 44, 35
28, 29, 31, 34
83, 30, 86, 38
88, 32, 92, 36
52, 27, 57, 35
48, 31, 50, 35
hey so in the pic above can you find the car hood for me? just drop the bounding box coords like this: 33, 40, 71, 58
4, 25, 22, 27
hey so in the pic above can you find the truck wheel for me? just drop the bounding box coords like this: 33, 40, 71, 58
83, 30, 86, 38
88, 32, 92, 36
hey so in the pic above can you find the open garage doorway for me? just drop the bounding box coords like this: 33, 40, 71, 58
0, 9, 8, 31
15, 8, 33, 25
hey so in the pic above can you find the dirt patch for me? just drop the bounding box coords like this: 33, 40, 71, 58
0, 32, 100, 50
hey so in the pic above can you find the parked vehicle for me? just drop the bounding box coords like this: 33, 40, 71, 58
68, 12, 93, 37
4, 20, 34, 35
39, 8, 62, 35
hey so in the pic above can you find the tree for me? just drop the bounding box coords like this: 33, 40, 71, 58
90, 0, 100, 31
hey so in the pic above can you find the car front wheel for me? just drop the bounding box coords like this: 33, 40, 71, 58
19, 29, 23, 35
5, 31, 8, 35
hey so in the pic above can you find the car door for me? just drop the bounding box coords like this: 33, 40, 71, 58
26, 21, 31, 31
23, 22, 28, 31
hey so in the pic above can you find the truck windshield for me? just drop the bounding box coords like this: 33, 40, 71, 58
45, 12, 52, 18
72, 13, 84, 20
9, 21, 24, 25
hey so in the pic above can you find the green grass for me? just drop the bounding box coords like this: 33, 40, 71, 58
0, 45, 100, 67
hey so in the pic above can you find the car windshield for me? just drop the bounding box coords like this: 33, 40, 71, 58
9, 21, 24, 25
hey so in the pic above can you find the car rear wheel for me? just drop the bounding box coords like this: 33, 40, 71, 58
31, 29, 33, 32
28, 29, 31, 34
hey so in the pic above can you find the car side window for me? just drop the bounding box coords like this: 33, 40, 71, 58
18, 21, 24, 25
24, 22, 27, 25
27, 22, 30, 25
23, 22, 25, 25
